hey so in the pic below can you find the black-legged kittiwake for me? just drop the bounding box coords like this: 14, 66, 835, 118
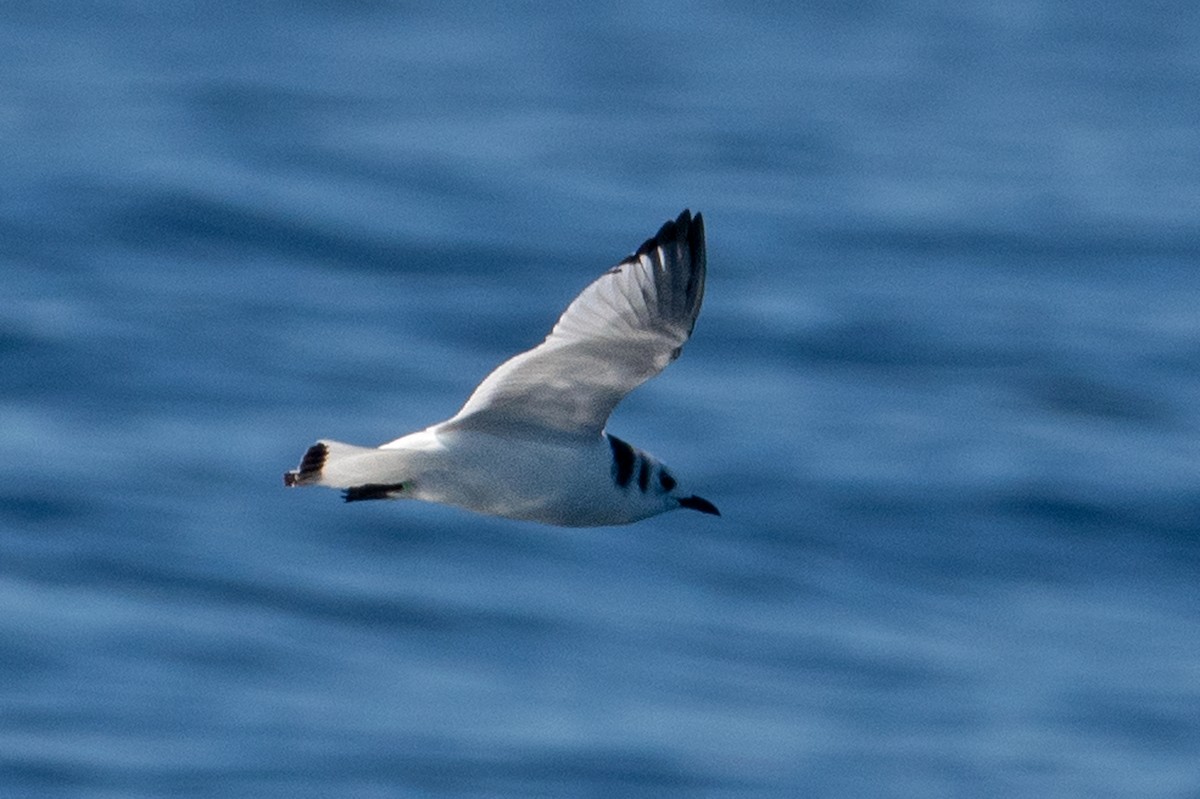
284, 209, 719, 526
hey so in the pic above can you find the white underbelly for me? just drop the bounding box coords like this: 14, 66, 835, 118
411, 431, 649, 526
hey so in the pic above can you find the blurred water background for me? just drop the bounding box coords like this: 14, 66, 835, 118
3, 2, 1200, 796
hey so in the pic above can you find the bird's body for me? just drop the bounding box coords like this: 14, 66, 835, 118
306, 429, 680, 526
285, 210, 719, 526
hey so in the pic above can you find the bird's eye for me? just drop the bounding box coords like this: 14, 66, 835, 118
659, 470, 676, 491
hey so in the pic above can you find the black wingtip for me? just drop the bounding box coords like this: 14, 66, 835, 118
672, 209, 696, 235
631, 208, 698, 260
343, 482, 406, 502
679, 494, 721, 516
689, 211, 704, 257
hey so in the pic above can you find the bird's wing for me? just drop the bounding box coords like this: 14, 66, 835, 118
439, 209, 707, 440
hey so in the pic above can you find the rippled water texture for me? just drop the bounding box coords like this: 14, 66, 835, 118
3, 3, 1199, 797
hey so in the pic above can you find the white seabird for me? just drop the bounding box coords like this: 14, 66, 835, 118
284, 209, 719, 526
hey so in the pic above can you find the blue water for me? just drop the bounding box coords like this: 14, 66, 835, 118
4, 2, 1200, 796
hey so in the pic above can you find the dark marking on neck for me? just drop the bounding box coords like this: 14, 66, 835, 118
637, 457, 651, 492
608, 434, 635, 488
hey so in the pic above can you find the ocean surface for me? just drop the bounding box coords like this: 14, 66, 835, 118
3, 2, 1199, 797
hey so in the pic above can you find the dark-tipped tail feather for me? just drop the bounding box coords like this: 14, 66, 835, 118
284, 442, 328, 487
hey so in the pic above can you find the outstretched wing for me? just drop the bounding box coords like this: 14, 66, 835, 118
439, 209, 707, 440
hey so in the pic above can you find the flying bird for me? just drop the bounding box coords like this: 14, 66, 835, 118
284, 209, 719, 526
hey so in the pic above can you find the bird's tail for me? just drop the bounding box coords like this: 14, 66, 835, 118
283, 440, 407, 501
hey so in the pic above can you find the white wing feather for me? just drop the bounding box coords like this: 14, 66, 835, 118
439, 210, 707, 439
